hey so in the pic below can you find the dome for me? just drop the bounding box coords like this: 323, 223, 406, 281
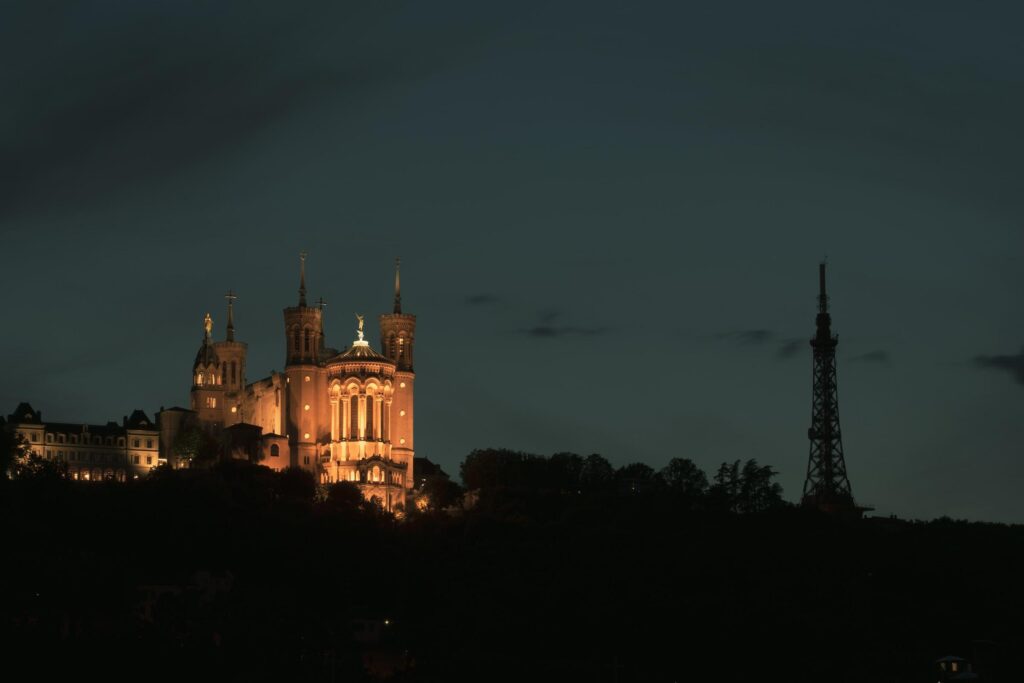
193, 339, 220, 369
330, 340, 390, 364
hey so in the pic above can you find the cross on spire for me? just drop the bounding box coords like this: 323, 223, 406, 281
393, 257, 402, 314
316, 296, 327, 310
225, 289, 237, 341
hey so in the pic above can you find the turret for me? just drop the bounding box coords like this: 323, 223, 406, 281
191, 313, 225, 426
283, 252, 327, 471
213, 289, 248, 424
378, 258, 415, 490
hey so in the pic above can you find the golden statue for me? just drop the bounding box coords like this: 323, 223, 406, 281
203, 313, 213, 337
355, 313, 365, 341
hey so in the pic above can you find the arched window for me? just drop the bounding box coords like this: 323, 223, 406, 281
350, 395, 359, 440
293, 327, 300, 352
303, 328, 311, 353
197, 372, 204, 386
366, 392, 376, 437
270, 444, 280, 458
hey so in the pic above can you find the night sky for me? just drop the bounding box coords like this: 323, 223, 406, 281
2, 2, 1022, 521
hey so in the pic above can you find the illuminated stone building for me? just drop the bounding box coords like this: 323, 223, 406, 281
6, 402, 161, 481
180, 257, 417, 511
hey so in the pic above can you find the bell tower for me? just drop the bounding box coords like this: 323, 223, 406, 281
213, 289, 247, 425
283, 252, 327, 472
191, 313, 225, 426
378, 258, 416, 489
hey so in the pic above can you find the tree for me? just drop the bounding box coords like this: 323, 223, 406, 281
708, 460, 741, 512
659, 458, 709, 498
579, 454, 614, 491
0, 423, 30, 479
172, 427, 220, 468
547, 452, 584, 491
420, 475, 464, 511
324, 481, 364, 509
708, 459, 784, 513
736, 459, 784, 513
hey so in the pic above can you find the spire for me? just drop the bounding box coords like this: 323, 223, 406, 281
815, 262, 832, 342
393, 257, 402, 314
299, 251, 308, 307
818, 262, 828, 314
225, 289, 237, 341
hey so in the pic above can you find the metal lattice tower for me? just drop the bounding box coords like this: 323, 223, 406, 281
802, 263, 858, 514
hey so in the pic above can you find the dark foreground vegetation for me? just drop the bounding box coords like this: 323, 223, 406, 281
1, 444, 1022, 681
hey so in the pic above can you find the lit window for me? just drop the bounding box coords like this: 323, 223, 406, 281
400, 382, 406, 388
399, 410, 405, 417
304, 404, 310, 411
206, 397, 217, 409
400, 438, 406, 445
304, 375, 310, 382
303, 433, 310, 440
230, 406, 237, 414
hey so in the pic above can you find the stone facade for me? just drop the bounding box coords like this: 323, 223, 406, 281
182, 257, 416, 512
6, 402, 162, 481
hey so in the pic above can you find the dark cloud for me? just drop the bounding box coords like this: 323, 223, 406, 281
850, 350, 891, 365
523, 325, 607, 339
465, 294, 502, 306
717, 329, 775, 345
521, 309, 606, 338
974, 348, 1024, 386
0, 2, 499, 226
776, 338, 804, 360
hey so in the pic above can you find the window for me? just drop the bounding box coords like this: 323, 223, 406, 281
133, 439, 140, 448
70, 435, 78, 444
270, 444, 280, 458
303, 456, 310, 465
197, 372, 204, 385
146, 456, 152, 465
303, 329, 311, 353
118, 438, 125, 447
133, 455, 139, 464
206, 397, 217, 409
58, 434, 64, 443
46, 434, 53, 443
146, 439, 153, 449
31, 433, 38, 442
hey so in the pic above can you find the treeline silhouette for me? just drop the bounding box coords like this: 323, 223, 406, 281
1, 438, 1022, 682
458, 448, 784, 513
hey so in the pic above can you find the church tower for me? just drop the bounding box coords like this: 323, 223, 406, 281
283, 253, 327, 471
213, 290, 247, 426
379, 258, 416, 490
191, 313, 225, 426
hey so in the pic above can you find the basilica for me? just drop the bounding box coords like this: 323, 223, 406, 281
179, 256, 416, 510
6, 256, 417, 512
